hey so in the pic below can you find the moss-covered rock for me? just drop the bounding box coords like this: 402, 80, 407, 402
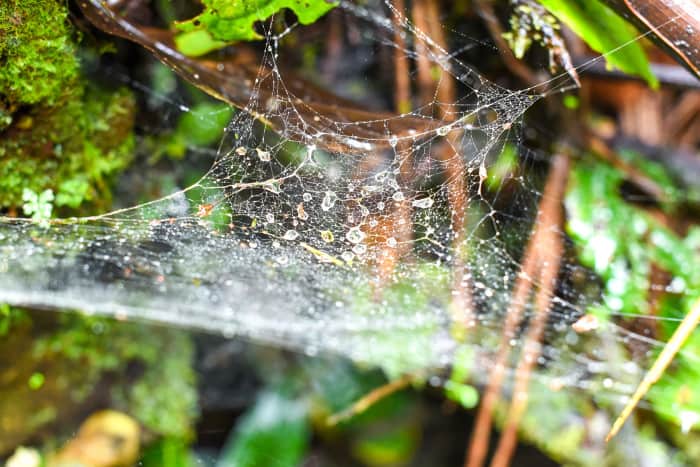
0, 0, 80, 108
0, 313, 198, 455
0, 0, 136, 213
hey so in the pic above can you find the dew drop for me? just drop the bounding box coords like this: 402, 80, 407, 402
412, 197, 434, 209
341, 251, 354, 263
346, 226, 366, 244
321, 230, 334, 243
386, 237, 397, 248
436, 125, 450, 136
389, 135, 398, 147
256, 148, 271, 161
352, 243, 367, 255
265, 213, 275, 223
321, 191, 338, 211
235, 146, 247, 155
392, 191, 405, 202
303, 192, 312, 202
283, 230, 299, 241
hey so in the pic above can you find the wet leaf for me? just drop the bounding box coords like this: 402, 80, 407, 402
217, 390, 309, 467
175, 0, 338, 55
538, 0, 658, 87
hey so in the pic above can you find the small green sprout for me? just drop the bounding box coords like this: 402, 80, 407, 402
22, 188, 54, 224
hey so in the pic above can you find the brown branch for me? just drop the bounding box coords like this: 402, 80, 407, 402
601, 0, 700, 80
490, 155, 569, 467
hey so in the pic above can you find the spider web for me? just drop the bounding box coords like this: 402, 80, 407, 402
0, 0, 696, 438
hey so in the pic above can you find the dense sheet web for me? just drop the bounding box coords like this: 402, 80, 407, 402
0, 0, 693, 421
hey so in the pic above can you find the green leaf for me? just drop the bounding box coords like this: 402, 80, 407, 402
56, 178, 90, 208
537, 0, 658, 88
22, 188, 53, 221
217, 390, 309, 467
175, 0, 338, 56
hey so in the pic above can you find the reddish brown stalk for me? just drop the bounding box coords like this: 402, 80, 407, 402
465, 154, 569, 467
393, 0, 412, 115
464, 222, 541, 467
490, 155, 569, 467
412, 0, 438, 108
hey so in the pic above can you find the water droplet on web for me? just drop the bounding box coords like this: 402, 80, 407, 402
346, 227, 366, 244
235, 146, 247, 155
479, 163, 488, 181
352, 243, 367, 255
320, 230, 334, 243
377, 201, 385, 211
392, 191, 405, 202
369, 219, 378, 228
436, 125, 450, 136
412, 197, 434, 209
265, 213, 275, 223
389, 135, 398, 147
386, 237, 397, 248
321, 191, 338, 211
283, 230, 299, 241
256, 148, 271, 161
341, 251, 354, 263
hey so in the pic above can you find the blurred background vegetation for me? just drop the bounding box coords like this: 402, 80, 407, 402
1, 0, 700, 466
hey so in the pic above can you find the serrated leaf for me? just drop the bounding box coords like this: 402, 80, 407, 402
537, 0, 658, 88
175, 0, 337, 56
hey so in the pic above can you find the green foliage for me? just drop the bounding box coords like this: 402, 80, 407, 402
0, 2, 136, 213
0, 85, 136, 211
217, 389, 310, 467
0, 304, 27, 336
444, 346, 479, 409
141, 437, 195, 467
165, 102, 235, 158
0, 0, 80, 107
33, 315, 198, 438
175, 0, 338, 56
537, 0, 658, 87
566, 154, 700, 430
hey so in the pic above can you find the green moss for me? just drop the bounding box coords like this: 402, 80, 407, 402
113, 331, 198, 439
0, 1, 136, 212
0, 304, 28, 336
0, 0, 80, 107
0, 84, 136, 211
33, 315, 198, 438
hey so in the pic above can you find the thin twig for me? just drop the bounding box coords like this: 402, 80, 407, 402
606, 296, 700, 441
326, 374, 415, 425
